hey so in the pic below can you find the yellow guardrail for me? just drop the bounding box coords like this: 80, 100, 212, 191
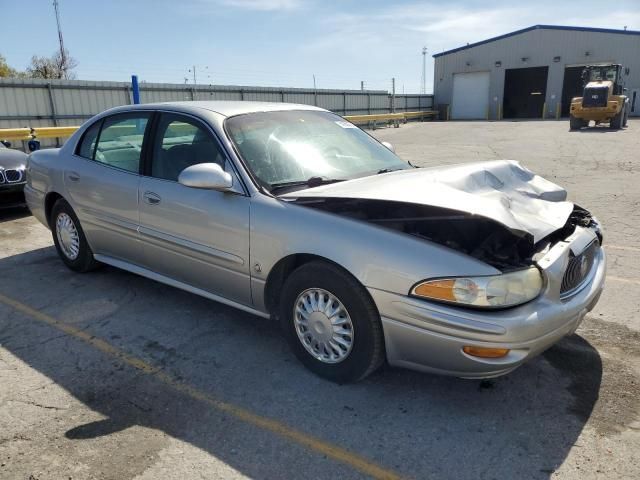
344, 113, 406, 123
402, 111, 437, 120
0, 126, 79, 140
0, 111, 438, 141
344, 111, 437, 129
0, 127, 33, 140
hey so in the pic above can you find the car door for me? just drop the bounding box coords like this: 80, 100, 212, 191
138, 112, 252, 305
66, 112, 151, 263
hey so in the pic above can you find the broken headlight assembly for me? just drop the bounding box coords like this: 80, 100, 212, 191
411, 267, 543, 308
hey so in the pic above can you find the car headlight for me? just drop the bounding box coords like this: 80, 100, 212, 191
411, 267, 543, 308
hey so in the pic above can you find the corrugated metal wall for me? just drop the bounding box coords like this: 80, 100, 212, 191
433, 28, 640, 119
0, 78, 433, 146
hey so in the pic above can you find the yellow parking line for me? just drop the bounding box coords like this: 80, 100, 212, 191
608, 276, 640, 286
606, 245, 640, 253
0, 292, 403, 480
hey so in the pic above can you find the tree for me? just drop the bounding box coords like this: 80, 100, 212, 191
0, 54, 19, 78
27, 49, 78, 80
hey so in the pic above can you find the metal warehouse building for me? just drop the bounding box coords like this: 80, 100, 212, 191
433, 25, 640, 120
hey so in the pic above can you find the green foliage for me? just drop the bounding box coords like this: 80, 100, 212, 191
0, 54, 19, 78
0, 50, 78, 79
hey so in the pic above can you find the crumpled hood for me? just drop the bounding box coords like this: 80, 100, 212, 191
282, 160, 574, 243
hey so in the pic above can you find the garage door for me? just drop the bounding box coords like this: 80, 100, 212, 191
451, 72, 490, 119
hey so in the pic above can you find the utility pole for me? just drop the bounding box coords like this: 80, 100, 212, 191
313, 74, 317, 90
391, 77, 396, 113
52, 0, 66, 71
421, 46, 428, 94
361, 80, 364, 91
192, 65, 197, 85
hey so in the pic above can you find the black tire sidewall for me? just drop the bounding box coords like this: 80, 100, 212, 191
51, 199, 96, 272
611, 110, 623, 129
280, 261, 383, 383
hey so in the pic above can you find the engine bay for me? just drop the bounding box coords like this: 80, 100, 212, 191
291, 198, 600, 270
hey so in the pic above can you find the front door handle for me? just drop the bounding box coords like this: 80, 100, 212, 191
143, 191, 161, 205
67, 171, 80, 182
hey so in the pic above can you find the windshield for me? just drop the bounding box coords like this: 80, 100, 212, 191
225, 110, 410, 191
588, 66, 618, 82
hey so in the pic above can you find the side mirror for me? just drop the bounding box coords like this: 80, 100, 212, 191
1, 140, 11, 148
178, 163, 233, 191
381, 141, 395, 152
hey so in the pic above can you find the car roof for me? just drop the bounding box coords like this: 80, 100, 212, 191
118, 101, 327, 117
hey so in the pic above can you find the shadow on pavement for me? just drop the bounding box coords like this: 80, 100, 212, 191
0, 202, 29, 223
0, 247, 603, 479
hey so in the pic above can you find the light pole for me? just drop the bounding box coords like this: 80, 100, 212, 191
421, 46, 428, 94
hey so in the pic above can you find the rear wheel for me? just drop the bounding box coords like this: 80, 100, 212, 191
51, 199, 99, 272
569, 115, 585, 130
622, 106, 629, 127
610, 109, 623, 129
279, 261, 385, 383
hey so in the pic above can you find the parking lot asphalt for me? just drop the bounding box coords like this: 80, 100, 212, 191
1, 119, 639, 480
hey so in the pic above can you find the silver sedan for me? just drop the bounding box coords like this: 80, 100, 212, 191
25, 101, 606, 382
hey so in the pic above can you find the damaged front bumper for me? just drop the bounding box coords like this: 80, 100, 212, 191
369, 226, 606, 378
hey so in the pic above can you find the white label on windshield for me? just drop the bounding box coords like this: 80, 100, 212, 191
335, 121, 357, 129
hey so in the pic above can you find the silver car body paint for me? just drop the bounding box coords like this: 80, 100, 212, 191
24, 101, 606, 378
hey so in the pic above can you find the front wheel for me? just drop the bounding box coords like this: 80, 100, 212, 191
279, 261, 385, 383
569, 115, 585, 130
50, 198, 99, 272
610, 109, 623, 129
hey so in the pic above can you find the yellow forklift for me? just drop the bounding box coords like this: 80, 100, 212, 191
569, 64, 629, 130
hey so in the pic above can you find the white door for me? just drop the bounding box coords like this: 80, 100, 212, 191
451, 72, 490, 119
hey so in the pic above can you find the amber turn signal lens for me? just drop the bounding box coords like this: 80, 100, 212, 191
462, 346, 510, 358
413, 279, 457, 301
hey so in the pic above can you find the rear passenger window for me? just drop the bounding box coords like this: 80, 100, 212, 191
77, 120, 102, 159
94, 114, 150, 173
151, 113, 227, 182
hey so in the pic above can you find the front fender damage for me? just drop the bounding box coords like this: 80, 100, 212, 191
288, 197, 599, 270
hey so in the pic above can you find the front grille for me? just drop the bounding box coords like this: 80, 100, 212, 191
561, 241, 599, 297
4, 169, 23, 183
0, 170, 5, 184
582, 87, 608, 108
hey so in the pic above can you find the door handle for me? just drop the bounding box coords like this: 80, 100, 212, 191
143, 191, 161, 205
67, 172, 80, 182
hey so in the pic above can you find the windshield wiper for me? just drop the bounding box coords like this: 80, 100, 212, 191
376, 168, 402, 174
270, 176, 344, 194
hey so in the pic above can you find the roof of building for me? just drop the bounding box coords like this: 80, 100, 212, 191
433, 24, 640, 58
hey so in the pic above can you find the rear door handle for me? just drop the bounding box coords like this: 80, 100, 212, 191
143, 191, 161, 205
67, 172, 80, 182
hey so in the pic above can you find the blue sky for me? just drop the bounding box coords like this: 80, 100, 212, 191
2, 0, 639, 93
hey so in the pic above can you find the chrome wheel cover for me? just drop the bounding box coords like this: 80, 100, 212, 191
56, 212, 80, 260
293, 288, 354, 364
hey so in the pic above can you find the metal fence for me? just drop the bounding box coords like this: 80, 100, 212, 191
0, 78, 433, 146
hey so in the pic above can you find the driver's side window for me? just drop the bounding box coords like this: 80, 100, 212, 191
151, 113, 227, 182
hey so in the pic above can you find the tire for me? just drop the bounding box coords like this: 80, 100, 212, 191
622, 107, 629, 127
569, 115, 585, 130
50, 198, 99, 272
610, 110, 623, 129
279, 261, 385, 383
